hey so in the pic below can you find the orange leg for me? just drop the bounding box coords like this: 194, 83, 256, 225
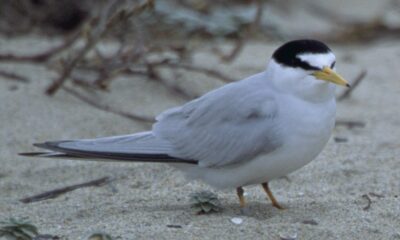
236, 187, 246, 208
261, 182, 284, 209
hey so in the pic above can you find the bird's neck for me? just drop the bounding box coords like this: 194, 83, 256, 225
266, 62, 336, 103
299, 82, 336, 102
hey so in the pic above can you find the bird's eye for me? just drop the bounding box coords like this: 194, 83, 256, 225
330, 61, 336, 68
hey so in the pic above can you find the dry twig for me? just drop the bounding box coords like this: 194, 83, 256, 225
338, 70, 367, 101
45, 3, 115, 96
173, 63, 235, 83
361, 194, 372, 211
151, 61, 236, 83
369, 192, 384, 198
0, 0, 241, 119
335, 120, 366, 129
63, 86, 154, 123
147, 71, 197, 100
45, 0, 154, 95
0, 32, 80, 63
45, 38, 99, 95
217, 0, 263, 62
20, 176, 113, 203
0, 70, 29, 83
218, 36, 245, 63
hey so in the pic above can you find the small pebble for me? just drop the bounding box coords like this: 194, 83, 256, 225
230, 217, 243, 225
280, 232, 297, 240
33, 235, 60, 240
166, 224, 182, 228
334, 137, 348, 143
301, 219, 318, 225
8, 85, 18, 91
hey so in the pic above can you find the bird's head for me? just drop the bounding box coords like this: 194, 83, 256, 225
267, 39, 349, 98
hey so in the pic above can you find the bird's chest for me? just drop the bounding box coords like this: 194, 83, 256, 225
279, 97, 336, 152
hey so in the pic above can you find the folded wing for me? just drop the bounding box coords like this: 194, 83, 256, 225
23, 132, 197, 164
154, 74, 283, 167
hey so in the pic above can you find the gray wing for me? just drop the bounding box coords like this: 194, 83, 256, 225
23, 132, 197, 164
153, 75, 283, 167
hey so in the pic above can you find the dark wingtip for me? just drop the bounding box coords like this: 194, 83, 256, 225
19, 142, 54, 157
19, 152, 49, 157
33, 140, 71, 150
33, 142, 48, 148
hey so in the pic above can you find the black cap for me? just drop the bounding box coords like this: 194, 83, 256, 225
272, 39, 332, 71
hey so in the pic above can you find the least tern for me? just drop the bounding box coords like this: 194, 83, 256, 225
21, 39, 349, 209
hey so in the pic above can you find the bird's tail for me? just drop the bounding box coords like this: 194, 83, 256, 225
19, 132, 197, 164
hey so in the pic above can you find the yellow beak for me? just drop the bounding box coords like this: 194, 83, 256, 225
312, 67, 350, 87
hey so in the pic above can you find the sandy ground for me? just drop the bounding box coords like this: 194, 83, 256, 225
1, 34, 400, 239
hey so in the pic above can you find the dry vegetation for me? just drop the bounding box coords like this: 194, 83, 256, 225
0, 0, 399, 121
0, 0, 268, 122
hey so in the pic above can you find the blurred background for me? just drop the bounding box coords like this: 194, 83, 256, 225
1, 0, 400, 105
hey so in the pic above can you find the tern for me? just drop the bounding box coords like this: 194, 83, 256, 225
21, 39, 349, 209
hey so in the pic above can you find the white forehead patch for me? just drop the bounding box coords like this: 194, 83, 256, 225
297, 52, 335, 69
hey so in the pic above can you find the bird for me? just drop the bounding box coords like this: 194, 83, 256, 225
20, 39, 349, 210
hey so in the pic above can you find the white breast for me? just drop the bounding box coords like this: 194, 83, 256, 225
274, 95, 336, 174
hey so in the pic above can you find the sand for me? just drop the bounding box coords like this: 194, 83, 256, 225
1, 32, 400, 240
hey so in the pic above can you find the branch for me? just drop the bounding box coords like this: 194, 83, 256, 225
150, 61, 235, 83
0, 32, 79, 63
20, 176, 112, 203
45, 0, 120, 95
0, 70, 29, 83
335, 120, 366, 129
62, 86, 155, 123
170, 62, 236, 83
45, 0, 154, 96
144, 64, 196, 100
45, 29, 106, 95
338, 70, 367, 101
361, 194, 372, 211
219, 36, 245, 63
217, 0, 263, 62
